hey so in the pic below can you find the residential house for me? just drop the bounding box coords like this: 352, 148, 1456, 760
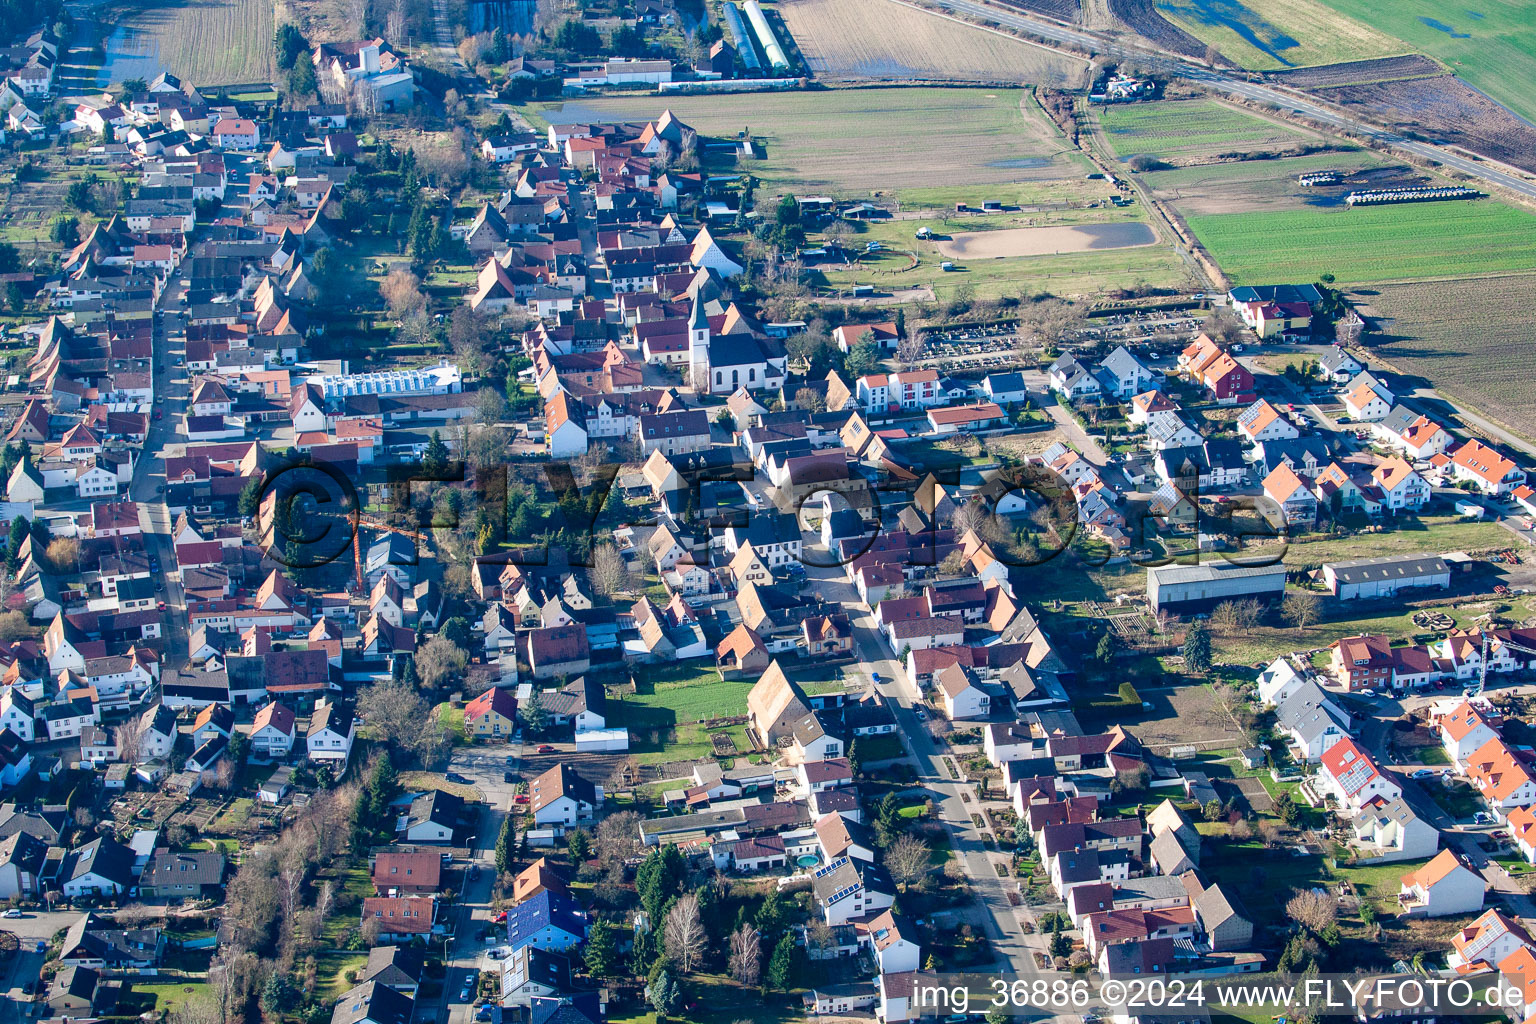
1398, 849, 1485, 917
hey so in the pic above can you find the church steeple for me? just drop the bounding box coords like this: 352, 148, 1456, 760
689, 288, 712, 390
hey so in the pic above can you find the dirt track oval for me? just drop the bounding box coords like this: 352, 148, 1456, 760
936, 222, 1159, 259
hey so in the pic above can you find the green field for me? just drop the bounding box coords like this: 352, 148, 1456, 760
1099, 99, 1318, 163
1186, 200, 1536, 284
534, 88, 1088, 194
1310, 0, 1536, 123
1154, 0, 1408, 71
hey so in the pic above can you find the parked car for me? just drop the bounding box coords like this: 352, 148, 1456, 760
459, 982, 473, 1002
503, 771, 515, 784
446, 772, 469, 784
2, 908, 22, 918
1410, 769, 1436, 779
536, 744, 556, 754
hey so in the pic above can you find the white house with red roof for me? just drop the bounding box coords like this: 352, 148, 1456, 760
1497, 947, 1536, 1022
1342, 380, 1391, 422
250, 701, 297, 758
1316, 736, 1401, 813
1465, 736, 1536, 819
210, 117, 260, 150
1448, 908, 1533, 973
1370, 458, 1430, 512
1398, 849, 1485, 917
1450, 439, 1527, 496
1439, 700, 1501, 766
1507, 805, 1536, 864
1237, 399, 1299, 444
855, 370, 941, 414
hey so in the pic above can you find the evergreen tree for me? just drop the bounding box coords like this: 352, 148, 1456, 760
646, 968, 682, 1016
636, 846, 686, 927
846, 738, 862, 778
584, 920, 619, 977
753, 887, 786, 936
238, 476, 264, 519
766, 932, 796, 992
567, 827, 591, 862
494, 815, 515, 875
440, 616, 472, 651
422, 431, 450, 477
1183, 621, 1212, 673
630, 926, 660, 975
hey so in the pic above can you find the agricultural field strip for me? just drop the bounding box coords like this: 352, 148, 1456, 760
778, 0, 1089, 86
537, 88, 1082, 192
1353, 273, 1536, 442
1184, 200, 1536, 285
1153, 0, 1409, 72
1098, 99, 1321, 161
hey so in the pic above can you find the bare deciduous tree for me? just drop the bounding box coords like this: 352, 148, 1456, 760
415, 635, 468, 689
1285, 889, 1338, 933
380, 269, 425, 319
595, 810, 642, 881
591, 542, 632, 596
896, 333, 924, 370
663, 893, 706, 974
1335, 312, 1364, 348
1256, 819, 1282, 847
728, 923, 761, 986
1211, 598, 1262, 634
795, 386, 826, 413
1282, 591, 1321, 632
114, 711, 151, 765
884, 832, 930, 889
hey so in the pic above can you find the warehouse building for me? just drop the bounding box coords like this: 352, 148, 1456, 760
1322, 554, 1451, 601
1147, 561, 1288, 613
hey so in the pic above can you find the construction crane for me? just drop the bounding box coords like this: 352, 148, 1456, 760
1471, 630, 1536, 696
352, 516, 423, 595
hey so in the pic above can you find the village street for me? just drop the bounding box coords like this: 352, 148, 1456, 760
805, 558, 1045, 979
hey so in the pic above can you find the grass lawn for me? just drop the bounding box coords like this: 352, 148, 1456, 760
1423, 778, 1484, 820
1337, 856, 1432, 911
608, 662, 755, 764
1185, 200, 1536, 285
852, 733, 907, 762
1201, 837, 1332, 919
398, 772, 483, 802
607, 974, 804, 1024
127, 980, 211, 1016
320, 864, 375, 945
1099, 99, 1317, 162
316, 952, 370, 999
1416, 745, 1450, 766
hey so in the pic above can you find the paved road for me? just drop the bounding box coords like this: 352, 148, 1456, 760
0, 909, 84, 1010
908, 0, 1536, 203
133, 302, 191, 676
805, 559, 1043, 977
429, 745, 525, 1024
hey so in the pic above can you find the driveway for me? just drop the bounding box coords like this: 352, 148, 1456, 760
805, 559, 1043, 976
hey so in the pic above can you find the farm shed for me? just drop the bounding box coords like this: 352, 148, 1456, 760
1322, 554, 1451, 601
1146, 561, 1287, 613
